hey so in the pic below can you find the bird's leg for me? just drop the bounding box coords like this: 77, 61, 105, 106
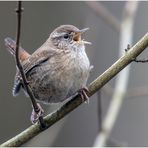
77, 87, 90, 104
30, 103, 44, 124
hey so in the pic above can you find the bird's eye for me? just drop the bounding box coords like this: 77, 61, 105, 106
63, 34, 69, 39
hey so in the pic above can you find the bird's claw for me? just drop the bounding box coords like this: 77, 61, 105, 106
78, 87, 90, 104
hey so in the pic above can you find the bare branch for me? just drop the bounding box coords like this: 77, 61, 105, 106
1, 32, 148, 147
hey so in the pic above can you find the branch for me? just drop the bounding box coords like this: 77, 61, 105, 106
1, 32, 148, 147
85, 1, 120, 32
93, 1, 139, 146
15, 1, 45, 127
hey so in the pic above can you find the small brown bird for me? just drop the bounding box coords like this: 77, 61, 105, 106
5, 25, 92, 123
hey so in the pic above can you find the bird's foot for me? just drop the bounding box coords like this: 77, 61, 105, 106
31, 103, 44, 124
78, 87, 90, 104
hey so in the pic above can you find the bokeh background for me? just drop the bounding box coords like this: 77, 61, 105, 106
0, 1, 148, 146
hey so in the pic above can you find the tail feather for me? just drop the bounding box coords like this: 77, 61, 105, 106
4, 37, 30, 61
5, 37, 30, 96
12, 80, 22, 96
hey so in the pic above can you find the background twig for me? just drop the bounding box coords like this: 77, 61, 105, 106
1, 32, 148, 147
102, 84, 148, 99
85, 1, 120, 32
97, 91, 102, 132
93, 1, 139, 146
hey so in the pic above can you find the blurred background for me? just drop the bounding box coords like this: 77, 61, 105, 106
0, 1, 148, 147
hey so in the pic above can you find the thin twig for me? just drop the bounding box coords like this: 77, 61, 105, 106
133, 58, 148, 63
97, 91, 102, 132
107, 137, 128, 147
127, 86, 148, 98
103, 84, 148, 99
15, 1, 45, 128
85, 1, 120, 32
93, 1, 139, 146
1, 32, 148, 147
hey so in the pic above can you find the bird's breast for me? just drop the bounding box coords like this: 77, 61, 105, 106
64, 49, 90, 97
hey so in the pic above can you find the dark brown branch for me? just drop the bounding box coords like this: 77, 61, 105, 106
1, 33, 148, 147
15, 1, 45, 128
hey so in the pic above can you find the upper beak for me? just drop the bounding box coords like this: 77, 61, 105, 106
73, 28, 91, 45
78, 28, 90, 34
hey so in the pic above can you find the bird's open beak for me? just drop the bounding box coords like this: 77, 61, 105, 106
73, 28, 91, 45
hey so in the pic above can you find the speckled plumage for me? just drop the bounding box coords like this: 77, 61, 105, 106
5, 25, 91, 104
